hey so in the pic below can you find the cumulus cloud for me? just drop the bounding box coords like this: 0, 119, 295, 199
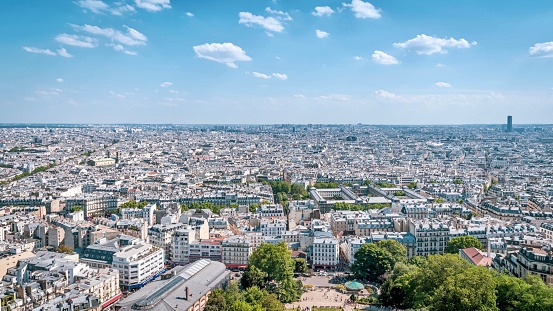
312, 6, 335, 17
160, 81, 173, 87
529, 41, 553, 58
71, 24, 147, 46
265, 7, 292, 21
193, 42, 252, 68
252, 72, 271, 79
134, 0, 171, 12
393, 34, 476, 55
315, 29, 329, 39
186, 12, 194, 17
435, 82, 452, 88
55, 34, 97, 48
75, 0, 136, 15
272, 73, 287, 80
239, 12, 284, 33
373, 89, 397, 99
56, 78, 64, 83
107, 43, 137, 55
343, 0, 381, 19
372, 50, 399, 65
354, 56, 364, 61
22, 46, 56, 56
57, 47, 73, 57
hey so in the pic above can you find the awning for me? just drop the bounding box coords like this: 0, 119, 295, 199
101, 292, 123, 309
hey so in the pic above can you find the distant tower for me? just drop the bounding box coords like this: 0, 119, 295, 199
507, 116, 513, 132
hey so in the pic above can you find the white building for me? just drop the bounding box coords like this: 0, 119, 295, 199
120, 203, 156, 226
409, 218, 451, 257
312, 237, 339, 269
260, 219, 287, 236
222, 236, 252, 268
148, 223, 188, 261
344, 237, 371, 266
171, 227, 197, 265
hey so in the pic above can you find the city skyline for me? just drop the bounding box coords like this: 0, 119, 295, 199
2, 0, 553, 124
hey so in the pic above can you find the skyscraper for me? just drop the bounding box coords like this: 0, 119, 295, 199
507, 116, 513, 132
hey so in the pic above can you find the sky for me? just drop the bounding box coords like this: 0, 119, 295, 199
2, 0, 553, 124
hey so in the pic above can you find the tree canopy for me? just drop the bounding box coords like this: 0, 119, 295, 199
379, 253, 553, 311
445, 236, 483, 254
352, 240, 407, 282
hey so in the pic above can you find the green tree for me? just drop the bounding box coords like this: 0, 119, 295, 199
249, 203, 260, 213
249, 242, 294, 284
435, 197, 446, 203
445, 236, 483, 254
495, 273, 530, 311
55, 245, 74, 254
204, 289, 229, 311
260, 293, 284, 311
241, 266, 267, 289
180, 204, 189, 212
430, 266, 498, 311
352, 240, 406, 282
294, 258, 308, 274
407, 182, 417, 189
71, 205, 82, 212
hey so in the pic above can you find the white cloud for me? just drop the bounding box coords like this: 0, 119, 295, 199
239, 12, 284, 33
529, 41, 553, 58
436, 63, 446, 67
343, 0, 381, 19
193, 42, 252, 68
373, 89, 397, 99
57, 47, 73, 58
160, 81, 173, 87
393, 34, 476, 55
56, 78, 64, 83
55, 34, 97, 48
107, 43, 137, 55
22, 46, 56, 56
134, 0, 171, 12
72, 24, 147, 46
316, 94, 350, 101
272, 73, 287, 80
312, 6, 335, 17
293, 94, 305, 98
372, 50, 399, 65
75, 0, 109, 13
265, 7, 292, 21
186, 12, 194, 17
354, 56, 364, 61
435, 82, 452, 88
315, 29, 329, 39
252, 72, 271, 79
75, 0, 136, 15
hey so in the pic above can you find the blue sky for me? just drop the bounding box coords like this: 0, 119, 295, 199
2, 0, 553, 124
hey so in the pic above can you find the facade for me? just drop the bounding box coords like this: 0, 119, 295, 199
81, 235, 166, 290
148, 223, 188, 260
409, 219, 450, 257
65, 196, 121, 218
222, 236, 252, 268
171, 227, 197, 265
517, 246, 553, 285
312, 237, 339, 269
260, 219, 287, 236
121, 203, 157, 226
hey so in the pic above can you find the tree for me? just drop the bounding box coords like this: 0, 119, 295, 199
445, 236, 483, 254
407, 182, 417, 189
294, 258, 308, 274
249, 203, 260, 213
495, 274, 530, 311
435, 197, 446, 203
180, 204, 189, 212
71, 205, 82, 212
260, 293, 283, 311
352, 240, 407, 282
352, 243, 392, 282
249, 242, 294, 284
430, 266, 498, 311
241, 266, 267, 289
204, 290, 229, 311
55, 245, 74, 254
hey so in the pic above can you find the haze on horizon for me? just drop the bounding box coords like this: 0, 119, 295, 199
2, 0, 553, 124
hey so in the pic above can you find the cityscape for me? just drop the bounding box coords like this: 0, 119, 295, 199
2, 1, 553, 311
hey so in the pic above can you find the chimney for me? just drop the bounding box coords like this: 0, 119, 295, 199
185, 287, 188, 300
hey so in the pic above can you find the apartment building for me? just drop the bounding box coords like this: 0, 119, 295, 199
312, 237, 339, 269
